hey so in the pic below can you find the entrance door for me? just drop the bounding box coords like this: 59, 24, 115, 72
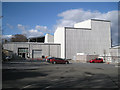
18, 48, 28, 58
32, 50, 42, 58
22, 53, 26, 58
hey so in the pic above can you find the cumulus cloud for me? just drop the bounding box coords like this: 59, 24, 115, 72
5, 24, 52, 39
28, 29, 44, 38
18, 24, 26, 30
35, 25, 48, 33
6, 23, 14, 29
17, 24, 49, 38
17, 24, 27, 34
35, 25, 47, 30
2, 35, 12, 39
35, 25, 53, 34
56, 9, 118, 45
2, 35, 13, 42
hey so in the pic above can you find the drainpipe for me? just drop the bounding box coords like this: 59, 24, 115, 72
49, 45, 50, 56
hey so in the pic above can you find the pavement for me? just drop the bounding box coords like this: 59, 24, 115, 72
2, 60, 120, 89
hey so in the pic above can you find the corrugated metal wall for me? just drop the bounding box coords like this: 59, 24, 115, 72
65, 20, 111, 59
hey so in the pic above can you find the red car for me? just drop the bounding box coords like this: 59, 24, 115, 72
49, 57, 69, 64
46, 57, 55, 62
89, 58, 103, 63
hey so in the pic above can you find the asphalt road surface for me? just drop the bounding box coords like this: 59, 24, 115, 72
2, 60, 119, 89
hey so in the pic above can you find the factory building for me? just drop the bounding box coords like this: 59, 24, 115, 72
110, 46, 120, 63
3, 34, 60, 59
54, 19, 111, 60
3, 42, 60, 59
3, 19, 117, 62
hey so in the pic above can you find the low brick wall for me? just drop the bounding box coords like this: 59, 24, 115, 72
76, 55, 99, 63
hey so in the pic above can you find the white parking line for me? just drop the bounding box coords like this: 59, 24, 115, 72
23, 84, 33, 88
115, 65, 120, 67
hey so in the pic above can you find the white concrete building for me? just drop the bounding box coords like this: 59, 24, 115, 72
54, 19, 111, 59
45, 33, 54, 43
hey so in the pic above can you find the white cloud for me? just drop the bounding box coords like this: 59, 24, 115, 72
18, 24, 25, 31
56, 9, 118, 45
17, 24, 46, 38
35, 25, 47, 30
28, 29, 44, 38
35, 25, 48, 33
2, 35, 12, 39
17, 24, 27, 35
29, 29, 38, 33
35, 25, 53, 34
6, 23, 13, 29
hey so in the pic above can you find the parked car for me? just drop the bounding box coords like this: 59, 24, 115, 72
48, 57, 69, 64
89, 58, 103, 63
46, 57, 56, 62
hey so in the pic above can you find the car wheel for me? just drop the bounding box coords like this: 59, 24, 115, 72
65, 61, 69, 64
53, 61, 56, 64
92, 61, 95, 63
101, 61, 103, 63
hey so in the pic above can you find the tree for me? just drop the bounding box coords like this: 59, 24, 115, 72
10, 34, 28, 42
2, 38, 9, 43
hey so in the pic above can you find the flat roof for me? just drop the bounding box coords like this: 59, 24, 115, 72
65, 19, 110, 30
65, 27, 91, 30
91, 19, 110, 22
28, 36, 45, 39
4, 42, 61, 45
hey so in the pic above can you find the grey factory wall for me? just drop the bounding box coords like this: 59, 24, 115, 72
3, 43, 61, 59
65, 20, 111, 59
76, 55, 99, 63
3, 43, 29, 60
110, 47, 120, 63
65, 28, 92, 59
30, 44, 49, 58
30, 44, 60, 58
4, 43, 30, 54
91, 20, 111, 55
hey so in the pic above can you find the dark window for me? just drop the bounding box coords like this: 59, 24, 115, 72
18, 48, 28, 58
29, 36, 45, 42
55, 58, 59, 60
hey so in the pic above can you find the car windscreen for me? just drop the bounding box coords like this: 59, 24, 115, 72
47, 57, 55, 59
96, 58, 101, 60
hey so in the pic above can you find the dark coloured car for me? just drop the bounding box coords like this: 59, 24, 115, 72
89, 58, 103, 63
49, 57, 69, 64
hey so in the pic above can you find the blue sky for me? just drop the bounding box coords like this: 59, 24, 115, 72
2, 2, 118, 45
